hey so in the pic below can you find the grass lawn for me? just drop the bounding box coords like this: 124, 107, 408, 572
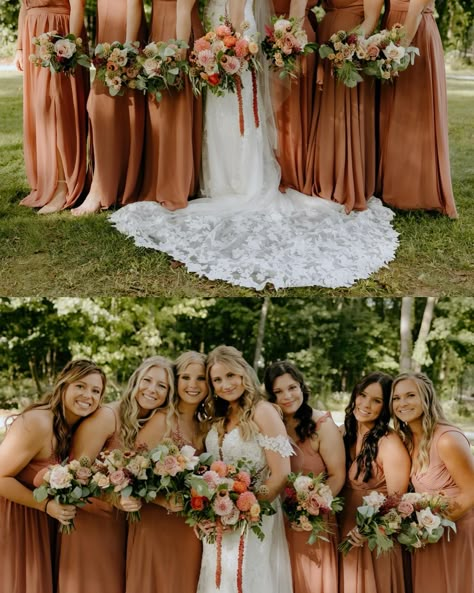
0, 71, 473, 297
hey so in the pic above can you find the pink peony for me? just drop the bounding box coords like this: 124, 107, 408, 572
236, 491, 257, 512
210, 460, 228, 477
194, 37, 211, 52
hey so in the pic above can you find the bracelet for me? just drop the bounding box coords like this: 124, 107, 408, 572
44, 499, 52, 514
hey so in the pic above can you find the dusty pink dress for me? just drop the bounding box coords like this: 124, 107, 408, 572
304, 0, 375, 212
57, 406, 127, 593
139, 0, 203, 210
339, 452, 406, 593
410, 425, 474, 593
125, 428, 202, 593
0, 457, 57, 593
18, 0, 89, 209
87, 0, 146, 207
377, 0, 457, 218
272, 0, 317, 193
287, 413, 339, 593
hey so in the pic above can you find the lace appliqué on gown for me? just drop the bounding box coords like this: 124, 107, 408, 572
256, 433, 294, 458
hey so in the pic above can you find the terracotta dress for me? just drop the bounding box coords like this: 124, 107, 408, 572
339, 455, 406, 593
410, 425, 474, 593
0, 457, 57, 593
288, 413, 339, 593
303, 0, 375, 212
18, 0, 89, 209
377, 0, 457, 218
56, 406, 127, 593
139, 0, 203, 210
125, 428, 202, 593
87, 0, 146, 208
272, 0, 317, 192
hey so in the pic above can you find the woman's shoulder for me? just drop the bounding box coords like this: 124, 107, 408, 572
18, 408, 53, 435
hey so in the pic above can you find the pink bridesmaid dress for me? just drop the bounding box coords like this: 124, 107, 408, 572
410, 425, 474, 593
0, 457, 57, 593
339, 454, 406, 593
57, 406, 127, 593
125, 428, 202, 593
377, 0, 457, 217
19, 0, 89, 209
303, 0, 376, 213
287, 413, 339, 593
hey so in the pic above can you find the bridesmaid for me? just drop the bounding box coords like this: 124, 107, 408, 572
125, 351, 208, 593
0, 360, 106, 593
72, 0, 146, 215
56, 356, 173, 593
391, 373, 474, 593
15, 0, 89, 214
272, 0, 317, 193
139, 0, 203, 209
264, 360, 346, 593
339, 372, 410, 593
377, 0, 457, 217
303, 0, 383, 212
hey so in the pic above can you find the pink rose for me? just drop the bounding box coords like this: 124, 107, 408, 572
75, 466, 92, 485
54, 38, 76, 60
162, 455, 182, 477
110, 469, 128, 489
306, 491, 322, 516
367, 44, 380, 59
397, 500, 415, 518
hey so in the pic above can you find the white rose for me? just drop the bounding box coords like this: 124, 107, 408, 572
49, 465, 73, 489
362, 490, 386, 510
382, 42, 405, 64
274, 19, 292, 32
54, 38, 76, 59
416, 508, 442, 534
293, 475, 313, 493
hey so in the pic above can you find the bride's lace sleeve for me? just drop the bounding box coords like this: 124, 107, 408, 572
256, 434, 294, 457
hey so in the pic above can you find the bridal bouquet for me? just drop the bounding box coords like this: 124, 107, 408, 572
282, 472, 343, 544
137, 40, 189, 101
319, 29, 364, 87
93, 41, 142, 96
261, 17, 318, 79
396, 492, 456, 551
359, 25, 419, 81
184, 459, 276, 593
33, 457, 97, 534
29, 32, 90, 75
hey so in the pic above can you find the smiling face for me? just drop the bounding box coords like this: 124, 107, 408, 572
353, 381, 385, 428
391, 378, 424, 425
135, 366, 169, 412
209, 361, 245, 404
177, 362, 209, 407
272, 373, 304, 417
63, 372, 103, 423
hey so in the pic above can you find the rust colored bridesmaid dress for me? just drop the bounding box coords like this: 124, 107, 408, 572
287, 413, 339, 593
272, 0, 317, 193
125, 429, 202, 593
377, 0, 457, 218
303, 0, 376, 213
19, 0, 89, 209
57, 406, 127, 593
139, 0, 203, 210
410, 425, 474, 593
339, 455, 406, 593
87, 0, 146, 208
0, 458, 57, 593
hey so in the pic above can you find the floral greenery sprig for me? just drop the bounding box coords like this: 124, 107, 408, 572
136, 40, 189, 101
311, 5, 326, 23
29, 32, 91, 75
93, 41, 141, 96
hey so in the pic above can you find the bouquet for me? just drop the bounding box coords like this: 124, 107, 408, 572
93, 41, 141, 96
282, 472, 343, 544
150, 438, 203, 496
359, 24, 419, 81
319, 29, 364, 87
137, 40, 189, 101
33, 457, 97, 534
397, 492, 456, 551
184, 459, 276, 593
29, 32, 90, 75
188, 20, 260, 135
339, 490, 405, 557
261, 17, 318, 79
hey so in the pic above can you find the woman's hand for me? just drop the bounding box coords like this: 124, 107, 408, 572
14, 49, 23, 72
346, 526, 366, 547
45, 500, 77, 526
157, 493, 184, 513
118, 496, 142, 513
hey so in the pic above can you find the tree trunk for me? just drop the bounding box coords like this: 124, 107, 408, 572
400, 297, 414, 372
29, 359, 43, 396
412, 297, 438, 372
254, 297, 271, 371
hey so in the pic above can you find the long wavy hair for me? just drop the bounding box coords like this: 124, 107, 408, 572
391, 373, 450, 474
165, 351, 209, 437
343, 372, 393, 482
206, 345, 262, 441
119, 356, 174, 449
15, 360, 107, 461
264, 360, 316, 442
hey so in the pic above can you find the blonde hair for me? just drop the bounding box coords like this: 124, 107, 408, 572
206, 345, 262, 441
119, 356, 174, 449
391, 372, 450, 474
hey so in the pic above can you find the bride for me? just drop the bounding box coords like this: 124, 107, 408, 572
197, 345, 294, 593
110, 0, 398, 289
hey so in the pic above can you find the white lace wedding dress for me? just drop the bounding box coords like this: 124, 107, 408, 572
109, 0, 399, 290
196, 426, 294, 593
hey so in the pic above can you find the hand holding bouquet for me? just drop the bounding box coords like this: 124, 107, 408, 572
29, 32, 91, 75
93, 41, 141, 96
137, 40, 189, 101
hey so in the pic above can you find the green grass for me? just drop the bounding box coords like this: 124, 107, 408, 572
0, 71, 473, 296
